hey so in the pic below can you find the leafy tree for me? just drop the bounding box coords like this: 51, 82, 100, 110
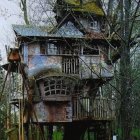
0, 65, 7, 140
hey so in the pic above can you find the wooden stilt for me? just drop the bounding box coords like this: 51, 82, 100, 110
47, 125, 53, 140
24, 124, 29, 140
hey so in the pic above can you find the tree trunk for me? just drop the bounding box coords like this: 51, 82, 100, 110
107, 0, 113, 17
119, 0, 132, 140
21, 0, 30, 25
47, 125, 53, 140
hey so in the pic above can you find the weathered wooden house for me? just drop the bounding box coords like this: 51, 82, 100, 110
3, 0, 120, 140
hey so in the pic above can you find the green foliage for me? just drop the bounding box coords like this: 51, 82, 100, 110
53, 131, 63, 140
0, 66, 7, 140
83, 130, 95, 140
116, 128, 140, 140
131, 129, 140, 139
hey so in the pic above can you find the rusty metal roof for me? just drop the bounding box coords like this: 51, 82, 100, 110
13, 25, 49, 37
13, 25, 107, 40
13, 24, 84, 39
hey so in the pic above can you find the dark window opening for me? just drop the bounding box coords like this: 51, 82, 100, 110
56, 90, 60, 94
50, 80, 55, 85
83, 46, 99, 55
44, 81, 48, 86
62, 45, 81, 55
62, 46, 72, 54
40, 42, 81, 56
45, 87, 49, 91
40, 42, 46, 54
61, 90, 65, 94
51, 85, 55, 89
90, 21, 98, 29
40, 47, 46, 54
45, 92, 50, 96
51, 91, 55, 95
56, 85, 61, 89
40, 41, 61, 55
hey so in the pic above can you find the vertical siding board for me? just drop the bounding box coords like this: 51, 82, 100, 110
24, 43, 28, 64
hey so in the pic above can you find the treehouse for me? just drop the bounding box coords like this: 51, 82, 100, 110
3, 0, 119, 140
11, 22, 115, 118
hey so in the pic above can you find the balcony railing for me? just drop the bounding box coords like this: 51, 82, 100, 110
72, 96, 115, 120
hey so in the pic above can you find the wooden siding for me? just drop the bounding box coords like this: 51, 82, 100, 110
8, 74, 25, 101
56, 21, 83, 37
31, 102, 72, 123
79, 56, 113, 78
78, 17, 101, 33
26, 96, 115, 123
28, 55, 62, 77
28, 43, 40, 55
25, 42, 113, 79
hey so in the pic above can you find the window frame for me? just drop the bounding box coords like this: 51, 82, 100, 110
82, 45, 100, 56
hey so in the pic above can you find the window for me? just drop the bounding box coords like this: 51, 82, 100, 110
40, 42, 46, 54
62, 46, 72, 55
40, 42, 61, 55
62, 45, 81, 55
43, 77, 71, 96
90, 21, 98, 29
47, 43, 58, 55
83, 46, 99, 55
40, 46, 46, 54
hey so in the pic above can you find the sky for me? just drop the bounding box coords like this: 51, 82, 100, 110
0, 0, 55, 64
0, 0, 24, 64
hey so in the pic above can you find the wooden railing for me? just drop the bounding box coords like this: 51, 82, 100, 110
62, 56, 79, 74
72, 96, 115, 120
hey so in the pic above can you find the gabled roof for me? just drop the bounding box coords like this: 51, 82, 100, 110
13, 25, 49, 37
50, 12, 86, 35
64, 0, 104, 16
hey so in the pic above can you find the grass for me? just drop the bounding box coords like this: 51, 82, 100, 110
84, 131, 95, 140
53, 131, 63, 140
131, 128, 140, 139
117, 128, 140, 139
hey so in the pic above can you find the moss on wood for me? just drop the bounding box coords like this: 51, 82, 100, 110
64, 0, 104, 16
